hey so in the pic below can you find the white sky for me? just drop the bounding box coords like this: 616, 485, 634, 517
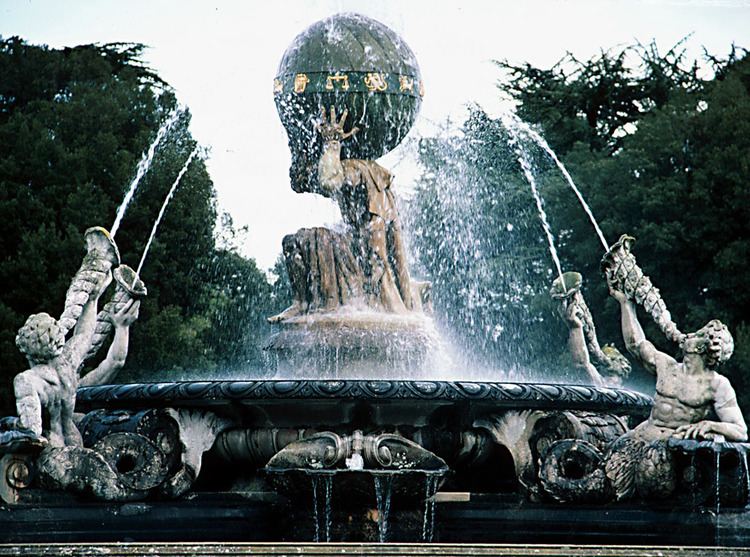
2, 0, 749, 269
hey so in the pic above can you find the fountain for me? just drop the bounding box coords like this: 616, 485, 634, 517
1, 12, 750, 553
110, 108, 182, 238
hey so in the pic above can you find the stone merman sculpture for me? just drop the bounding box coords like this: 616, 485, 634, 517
605, 285, 747, 499
551, 272, 631, 387
12, 229, 141, 447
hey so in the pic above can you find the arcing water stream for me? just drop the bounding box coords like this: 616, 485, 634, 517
500, 113, 565, 282
111, 108, 182, 237
134, 146, 200, 279
503, 112, 610, 252
402, 109, 614, 378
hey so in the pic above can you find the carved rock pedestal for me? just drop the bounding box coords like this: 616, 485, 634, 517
264, 312, 446, 378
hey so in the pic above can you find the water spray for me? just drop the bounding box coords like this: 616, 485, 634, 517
111, 107, 183, 237
133, 146, 200, 284
501, 113, 565, 282
504, 112, 610, 252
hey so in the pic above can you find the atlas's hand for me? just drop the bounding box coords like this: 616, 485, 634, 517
674, 420, 720, 440
316, 106, 359, 141
108, 299, 140, 328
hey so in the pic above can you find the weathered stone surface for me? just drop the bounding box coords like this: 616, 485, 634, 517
602, 234, 683, 343
475, 409, 628, 501
78, 408, 181, 473
77, 380, 653, 415
274, 13, 422, 168
35, 432, 167, 501
36, 445, 130, 500
58, 227, 120, 337
265, 312, 444, 378
0, 452, 36, 505
539, 439, 612, 503
159, 409, 233, 498
92, 432, 167, 491
85, 264, 147, 363
12, 226, 142, 448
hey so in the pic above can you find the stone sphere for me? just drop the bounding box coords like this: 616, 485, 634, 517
274, 13, 423, 163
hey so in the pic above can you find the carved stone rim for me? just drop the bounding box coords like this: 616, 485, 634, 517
77, 380, 652, 414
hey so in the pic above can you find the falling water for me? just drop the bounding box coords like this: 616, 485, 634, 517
134, 147, 199, 279
503, 112, 609, 252
742, 450, 750, 506
421, 475, 439, 542
373, 475, 393, 543
311, 476, 320, 542
111, 108, 182, 237
715, 448, 721, 515
501, 114, 564, 282
403, 115, 570, 375
323, 475, 333, 542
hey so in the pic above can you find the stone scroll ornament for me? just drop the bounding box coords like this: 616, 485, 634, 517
600, 234, 684, 344
264, 429, 448, 504
265, 430, 447, 473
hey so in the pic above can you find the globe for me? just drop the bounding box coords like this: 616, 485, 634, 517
274, 13, 423, 184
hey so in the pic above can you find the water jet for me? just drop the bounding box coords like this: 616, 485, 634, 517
1, 12, 749, 553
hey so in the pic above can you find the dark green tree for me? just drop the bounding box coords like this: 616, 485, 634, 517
0, 37, 276, 410
405, 110, 570, 378
495, 39, 702, 155
410, 41, 750, 416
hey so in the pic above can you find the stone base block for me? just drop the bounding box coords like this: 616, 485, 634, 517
264, 311, 447, 379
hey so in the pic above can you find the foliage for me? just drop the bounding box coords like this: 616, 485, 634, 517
405, 112, 569, 377
0, 37, 275, 411
494, 40, 702, 155
409, 42, 750, 409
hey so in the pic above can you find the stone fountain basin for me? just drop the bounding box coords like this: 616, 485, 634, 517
76, 380, 651, 429
265, 468, 445, 505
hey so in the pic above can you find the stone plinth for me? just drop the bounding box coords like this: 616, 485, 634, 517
264, 311, 446, 379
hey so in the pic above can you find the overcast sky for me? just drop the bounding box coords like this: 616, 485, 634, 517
2, 0, 749, 269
